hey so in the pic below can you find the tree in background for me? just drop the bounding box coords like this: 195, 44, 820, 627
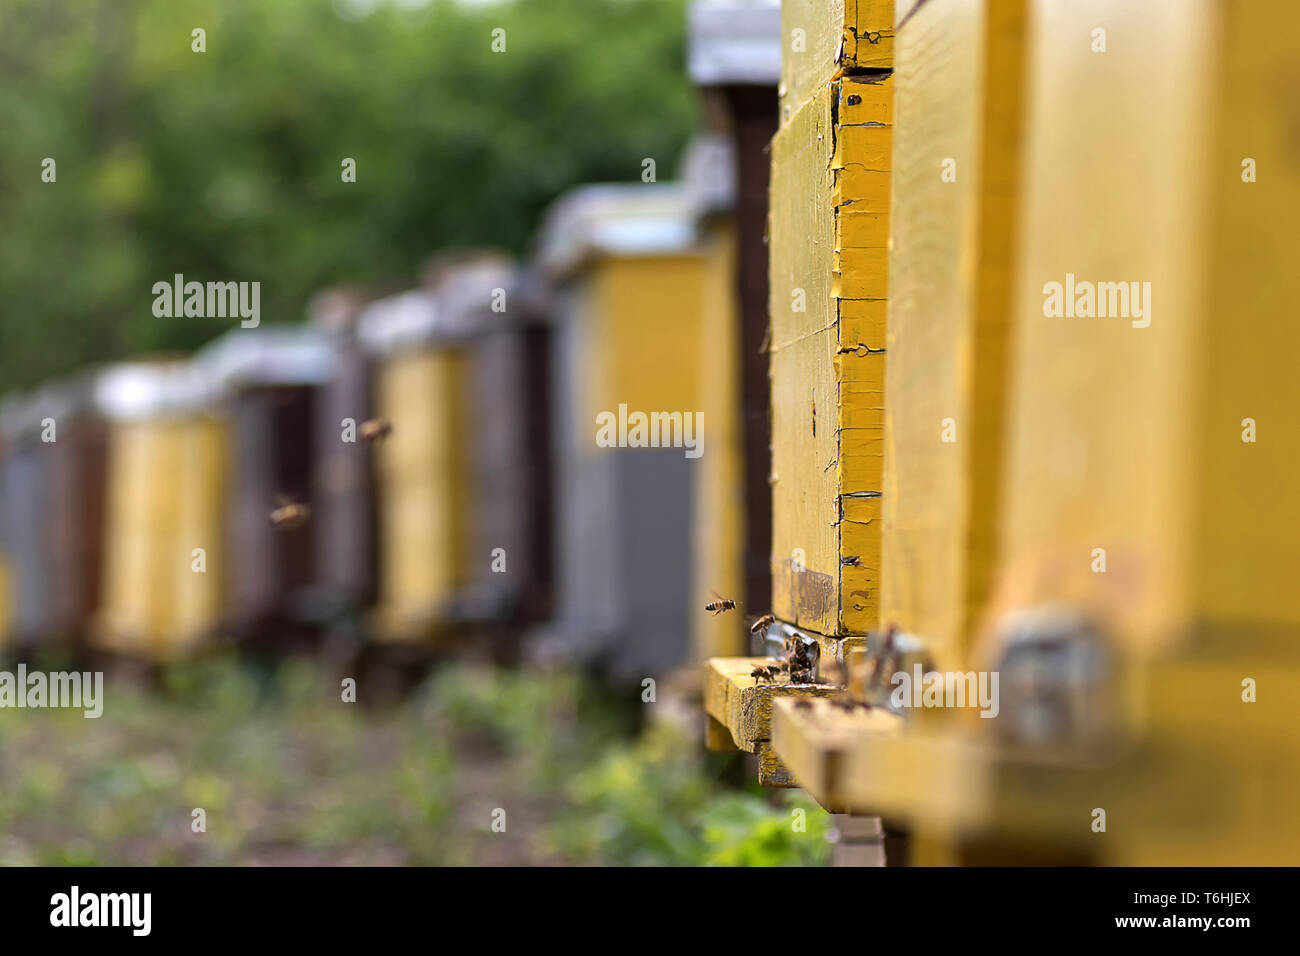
0, 0, 697, 388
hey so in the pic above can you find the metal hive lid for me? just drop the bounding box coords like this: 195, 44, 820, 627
196, 324, 337, 389
0, 374, 98, 441
688, 0, 782, 87
534, 183, 700, 279
93, 359, 221, 421
355, 288, 442, 355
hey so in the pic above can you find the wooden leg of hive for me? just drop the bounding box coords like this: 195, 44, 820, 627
828, 814, 886, 867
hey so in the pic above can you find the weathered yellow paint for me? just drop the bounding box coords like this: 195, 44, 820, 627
882, 0, 1028, 668
703, 657, 839, 755
692, 225, 748, 661
371, 348, 473, 642
770, 74, 892, 638
94, 417, 227, 657
780, 0, 895, 124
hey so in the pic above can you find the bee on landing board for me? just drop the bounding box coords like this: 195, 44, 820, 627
749, 663, 782, 684
269, 494, 310, 531
705, 591, 738, 616
359, 418, 392, 444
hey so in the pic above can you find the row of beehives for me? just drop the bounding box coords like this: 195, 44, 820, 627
0, 153, 748, 671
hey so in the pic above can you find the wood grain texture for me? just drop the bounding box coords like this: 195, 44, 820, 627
771, 697, 903, 810
703, 657, 840, 753
780, 0, 896, 126
883, 0, 1027, 668
771, 75, 893, 636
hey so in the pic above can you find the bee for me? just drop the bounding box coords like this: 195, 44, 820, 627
359, 418, 393, 444
750, 663, 784, 684
269, 494, 310, 531
705, 591, 738, 616
783, 632, 816, 684
748, 613, 776, 635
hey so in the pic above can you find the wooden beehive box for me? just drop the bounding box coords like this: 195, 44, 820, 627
0, 394, 56, 650
882, 0, 1028, 669
536, 183, 712, 680
358, 290, 474, 644
93, 361, 227, 658
308, 288, 380, 626
198, 326, 336, 647
991, 0, 1300, 658
769, 70, 892, 648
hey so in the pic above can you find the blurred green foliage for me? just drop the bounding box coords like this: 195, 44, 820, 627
0, 657, 830, 866
0, 0, 698, 389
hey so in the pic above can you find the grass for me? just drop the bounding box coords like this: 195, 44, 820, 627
0, 653, 830, 866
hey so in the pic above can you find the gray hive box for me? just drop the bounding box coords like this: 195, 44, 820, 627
532, 184, 705, 681
0, 392, 55, 650
307, 288, 379, 632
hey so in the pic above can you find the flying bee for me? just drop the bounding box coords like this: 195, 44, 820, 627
705, 591, 738, 616
748, 613, 776, 635
269, 494, 310, 531
359, 418, 392, 444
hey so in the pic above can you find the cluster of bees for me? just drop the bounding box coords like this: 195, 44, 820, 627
707, 595, 895, 714
268, 418, 391, 530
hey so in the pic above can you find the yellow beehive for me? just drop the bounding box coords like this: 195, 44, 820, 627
769, 72, 892, 645
992, 0, 1300, 659
359, 292, 474, 643
691, 222, 747, 661
779, 0, 895, 124
93, 363, 227, 658
882, 0, 1028, 669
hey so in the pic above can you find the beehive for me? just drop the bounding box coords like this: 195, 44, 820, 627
93, 362, 227, 658
197, 325, 336, 646
882, 0, 1028, 669
45, 377, 108, 647
0, 394, 55, 650
984, 0, 1300, 862
456, 265, 554, 626
536, 183, 711, 679
992, 0, 1300, 659
358, 287, 474, 643
309, 288, 380, 627
688, 2, 783, 660
769, 62, 892, 649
